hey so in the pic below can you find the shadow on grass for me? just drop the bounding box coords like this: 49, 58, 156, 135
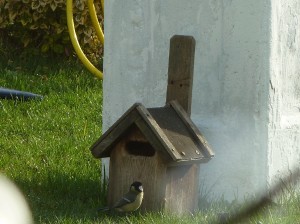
14, 169, 107, 223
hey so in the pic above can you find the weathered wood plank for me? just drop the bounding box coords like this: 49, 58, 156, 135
169, 100, 214, 159
166, 35, 196, 116
108, 126, 167, 212
136, 105, 182, 161
164, 164, 200, 214
91, 108, 141, 158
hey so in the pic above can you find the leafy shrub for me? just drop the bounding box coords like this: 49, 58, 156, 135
0, 0, 103, 63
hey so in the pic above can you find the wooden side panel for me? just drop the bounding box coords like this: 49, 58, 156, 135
108, 125, 167, 212
164, 164, 200, 214
166, 35, 195, 116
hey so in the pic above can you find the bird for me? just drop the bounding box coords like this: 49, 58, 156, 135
98, 181, 144, 213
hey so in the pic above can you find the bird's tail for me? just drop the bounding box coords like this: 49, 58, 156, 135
97, 206, 110, 212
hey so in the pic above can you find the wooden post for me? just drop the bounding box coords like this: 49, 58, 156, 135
165, 35, 198, 214
166, 35, 196, 116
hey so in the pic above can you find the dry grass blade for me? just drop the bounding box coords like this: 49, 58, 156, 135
219, 168, 300, 224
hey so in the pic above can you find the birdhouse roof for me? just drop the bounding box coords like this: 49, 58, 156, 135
90, 101, 214, 165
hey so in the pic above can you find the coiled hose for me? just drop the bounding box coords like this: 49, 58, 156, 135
66, 0, 104, 79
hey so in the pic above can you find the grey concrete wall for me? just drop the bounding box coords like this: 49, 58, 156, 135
102, 0, 299, 201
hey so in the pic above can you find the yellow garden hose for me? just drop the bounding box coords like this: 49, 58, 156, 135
66, 0, 104, 79
87, 0, 104, 44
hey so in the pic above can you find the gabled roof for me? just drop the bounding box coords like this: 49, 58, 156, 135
90, 101, 214, 165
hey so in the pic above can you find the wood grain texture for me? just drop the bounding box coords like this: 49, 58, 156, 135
148, 104, 209, 162
108, 125, 167, 212
91, 103, 142, 158
168, 101, 214, 159
164, 164, 200, 214
166, 35, 195, 116
106, 122, 202, 214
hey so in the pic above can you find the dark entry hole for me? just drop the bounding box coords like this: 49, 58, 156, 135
125, 141, 155, 157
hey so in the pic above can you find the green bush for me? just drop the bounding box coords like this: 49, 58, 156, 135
0, 0, 103, 63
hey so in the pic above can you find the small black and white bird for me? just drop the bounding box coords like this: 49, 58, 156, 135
99, 181, 144, 212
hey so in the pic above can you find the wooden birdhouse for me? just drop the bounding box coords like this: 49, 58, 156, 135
90, 35, 214, 214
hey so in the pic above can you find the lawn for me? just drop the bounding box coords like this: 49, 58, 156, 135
0, 58, 105, 223
0, 57, 299, 223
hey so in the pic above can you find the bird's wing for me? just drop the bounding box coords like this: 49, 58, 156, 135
113, 192, 137, 208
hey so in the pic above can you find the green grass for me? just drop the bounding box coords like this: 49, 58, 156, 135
0, 58, 104, 223
0, 57, 299, 223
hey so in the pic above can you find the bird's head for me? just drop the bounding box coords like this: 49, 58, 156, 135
130, 181, 143, 193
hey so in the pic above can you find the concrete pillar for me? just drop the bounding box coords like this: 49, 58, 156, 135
102, 0, 300, 201
268, 1, 300, 187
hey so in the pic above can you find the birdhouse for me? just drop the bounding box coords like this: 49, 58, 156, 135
90, 35, 214, 214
